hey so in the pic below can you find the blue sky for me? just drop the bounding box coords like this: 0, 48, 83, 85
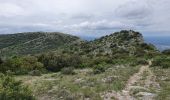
0, 0, 170, 37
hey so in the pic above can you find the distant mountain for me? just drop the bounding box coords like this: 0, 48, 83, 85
0, 32, 80, 56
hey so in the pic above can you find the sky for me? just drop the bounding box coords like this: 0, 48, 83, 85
0, 0, 170, 37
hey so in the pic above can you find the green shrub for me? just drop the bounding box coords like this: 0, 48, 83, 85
145, 51, 161, 59
112, 80, 124, 91
38, 53, 82, 72
112, 57, 136, 65
0, 58, 3, 64
0, 56, 44, 75
93, 64, 106, 74
61, 67, 75, 75
131, 59, 148, 66
21, 56, 44, 71
162, 49, 170, 55
151, 56, 170, 68
0, 74, 35, 100
28, 70, 41, 76
140, 43, 156, 51
91, 57, 112, 66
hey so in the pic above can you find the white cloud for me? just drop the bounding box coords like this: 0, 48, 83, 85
115, 1, 152, 19
0, 0, 170, 36
66, 20, 134, 30
0, 3, 26, 17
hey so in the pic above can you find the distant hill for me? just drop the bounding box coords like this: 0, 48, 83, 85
0, 32, 80, 56
0, 30, 158, 57
68, 30, 158, 57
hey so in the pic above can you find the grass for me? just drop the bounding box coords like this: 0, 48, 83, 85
141, 70, 149, 81
151, 67, 170, 100
15, 64, 140, 100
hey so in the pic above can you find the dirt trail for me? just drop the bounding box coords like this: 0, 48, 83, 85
104, 61, 158, 100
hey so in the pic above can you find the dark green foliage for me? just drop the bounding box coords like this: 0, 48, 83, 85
130, 59, 148, 66
0, 32, 80, 57
136, 59, 148, 65
92, 57, 112, 65
93, 64, 106, 74
0, 53, 83, 74
46, 58, 67, 72
0, 74, 35, 100
28, 70, 41, 76
0, 56, 44, 75
151, 56, 170, 68
61, 67, 75, 75
38, 53, 82, 72
0, 32, 44, 49
111, 57, 136, 65
162, 49, 170, 55
140, 43, 156, 51
0, 58, 3, 64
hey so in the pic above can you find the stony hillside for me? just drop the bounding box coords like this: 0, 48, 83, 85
69, 30, 157, 57
0, 30, 167, 100
0, 32, 80, 56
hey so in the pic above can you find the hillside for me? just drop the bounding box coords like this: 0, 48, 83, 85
1, 30, 170, 100
68, 30, 157, 57
0, 30, 157, 57
0, 32, 80, 56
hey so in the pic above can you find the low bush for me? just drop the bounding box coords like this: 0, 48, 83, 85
28, 70, 41, 76
0, 74, 35, 100
131, 59, 148, 66
61, 67, 75, 75
137, 59, 148, 65
162, 49, 170, 55
38, 53, 82, 72
0, 58, 3, 64
0, 56, 44, 75
140, 43, 156, 51
112, 57, 137, 65
93, 64, 106, 74
151, 56, 170, 68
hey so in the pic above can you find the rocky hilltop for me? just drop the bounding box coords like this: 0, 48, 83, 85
69, 30, 157, 57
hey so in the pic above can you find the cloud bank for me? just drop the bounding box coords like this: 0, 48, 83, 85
0, 0, 170, 36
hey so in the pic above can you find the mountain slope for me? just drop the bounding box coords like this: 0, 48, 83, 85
0, 32, 80, 56
0, 30, 158, 57
69, 30, 157, 57
0, 32, 44, 49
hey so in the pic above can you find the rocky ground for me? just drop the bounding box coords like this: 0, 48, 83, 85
104, 61, 160, 100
